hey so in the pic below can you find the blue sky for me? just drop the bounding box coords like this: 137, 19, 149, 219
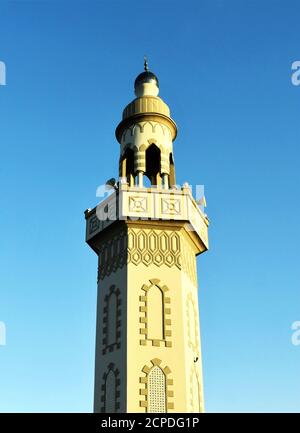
0, 0, 299, 412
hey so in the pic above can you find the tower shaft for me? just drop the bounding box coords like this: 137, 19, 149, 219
85, 65, 209, 413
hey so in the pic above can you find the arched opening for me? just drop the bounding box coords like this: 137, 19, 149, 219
169, 153, 176, 187
147, 285, 164, 340
143, 176, 152, 188
148, 366, 166, 413
107, 291, 117, 346
105, 369, 116, 412
145, 144, 161, 186
120, 148, 135, 186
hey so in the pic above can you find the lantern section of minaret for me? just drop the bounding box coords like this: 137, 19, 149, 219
116, 60, 177, 190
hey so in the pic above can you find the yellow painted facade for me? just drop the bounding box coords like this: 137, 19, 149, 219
85, 63, 209, 413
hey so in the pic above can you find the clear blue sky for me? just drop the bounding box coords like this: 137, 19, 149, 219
0, 0, 299, 413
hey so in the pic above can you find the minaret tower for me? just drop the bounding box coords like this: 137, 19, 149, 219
85, 61, 209, 413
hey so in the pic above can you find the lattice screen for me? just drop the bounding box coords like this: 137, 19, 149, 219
105, 370, 116, 413
148, 366, 166, 412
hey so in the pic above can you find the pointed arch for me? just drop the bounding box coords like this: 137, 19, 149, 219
145, 143, 161, 186
120, 147, 135, 186
102, 285, 121, 354
105, 370, 116, 412
148, 366, 166, 412
147, 285, 164, 340
139, 279, 172, 348
169, 152, 176, 187
139, 359, 174, 412
100, 363, 120, 413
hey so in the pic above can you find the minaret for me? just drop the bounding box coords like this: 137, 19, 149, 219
85, 61, 209, 413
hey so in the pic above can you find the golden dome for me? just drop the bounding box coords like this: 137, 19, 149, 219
122, 96, 170, 120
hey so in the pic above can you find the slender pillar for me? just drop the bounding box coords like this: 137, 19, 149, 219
137, 171, 144, 188
162, 173, 169, 190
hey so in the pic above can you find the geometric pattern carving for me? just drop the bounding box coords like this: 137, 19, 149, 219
119, 118, 173, 173
97, 227, 197, 286
98, 230, 127, 281
161, 198, 181, 215
139, 359, 174, 412
102, 285, 122, 355
129, 196, 148, 212
186, 292, 200, 353
181, 240, 197, 286
139, 279, 172, 348
100, 363, 121, 413
127, 228, 181, 270
89, 214, 100, 234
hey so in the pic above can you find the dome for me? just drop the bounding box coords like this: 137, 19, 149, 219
134, 71, 159, 90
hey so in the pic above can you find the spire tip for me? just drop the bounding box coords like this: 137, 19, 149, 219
144, 56, 149, 72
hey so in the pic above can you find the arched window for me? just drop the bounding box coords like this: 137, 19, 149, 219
145, 144, 161, 186
143, 175, 152, 188
140, 359, 173, 412
139, 279, 172, 348
105, 370, 116, 413
101, 363, 120, 413
147, 285, 164, 340
148, 366, 166, 413
107, 291, 117, 346
103, 285, 121, 354
169, 153, 176, 187
120, 148, 135, 186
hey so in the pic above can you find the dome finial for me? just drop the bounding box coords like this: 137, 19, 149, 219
144, 56, 149, 72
